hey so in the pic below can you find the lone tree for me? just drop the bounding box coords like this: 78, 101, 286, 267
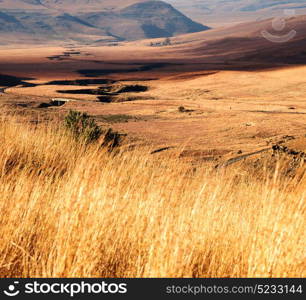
163, 37, 171, 46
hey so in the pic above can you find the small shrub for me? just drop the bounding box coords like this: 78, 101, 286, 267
162, 37, 171, 46
64, 110, 123, 149
64, 110, 102, 144
178, 106, 194, 113
178, 106, 186, 113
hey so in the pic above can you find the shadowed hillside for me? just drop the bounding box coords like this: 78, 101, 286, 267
167, 0, 306, 26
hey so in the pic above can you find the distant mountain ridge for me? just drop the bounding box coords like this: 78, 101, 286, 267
0, 0, 209, 44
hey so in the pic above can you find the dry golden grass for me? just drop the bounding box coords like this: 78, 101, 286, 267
0, 116, 305, 278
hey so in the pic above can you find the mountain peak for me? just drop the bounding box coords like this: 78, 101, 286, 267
0, 0, 210, 44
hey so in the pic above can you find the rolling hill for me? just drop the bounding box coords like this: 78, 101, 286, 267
0, 0, 209, 44
175, 14, 306, 65
166, 0, 306, 26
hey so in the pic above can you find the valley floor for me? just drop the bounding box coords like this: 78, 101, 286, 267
1, 46, 306, 162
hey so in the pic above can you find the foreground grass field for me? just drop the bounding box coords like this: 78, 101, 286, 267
0, 116, 305, 278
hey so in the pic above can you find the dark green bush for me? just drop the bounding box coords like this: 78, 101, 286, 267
163, 37, 171, 46
64, 110, 123, 149
64, 110, 102, 144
